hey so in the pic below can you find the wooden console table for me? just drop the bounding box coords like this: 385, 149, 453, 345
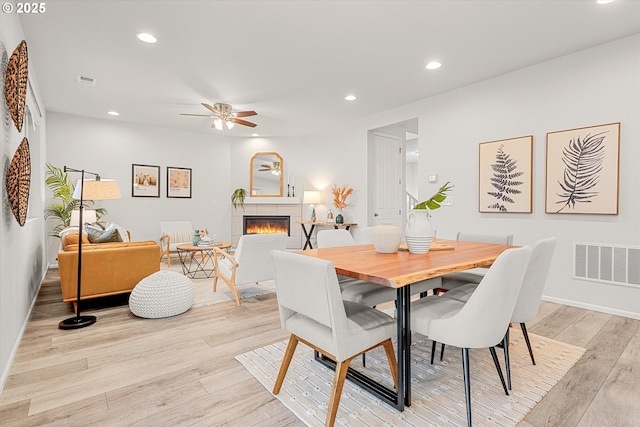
296, 221, 357, 250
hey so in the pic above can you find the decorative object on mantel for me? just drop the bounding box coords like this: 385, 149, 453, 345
4, 40, 28, 132
406, 182, 454, 254
332, 184, 353, 224
6, 137, 31, 226
371, 224, 402, 253
231, 188, 247, 210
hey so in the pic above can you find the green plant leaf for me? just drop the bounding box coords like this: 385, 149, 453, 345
414, 181, 454, 211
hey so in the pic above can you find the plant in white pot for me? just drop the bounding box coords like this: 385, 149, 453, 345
406, 182, 454, 254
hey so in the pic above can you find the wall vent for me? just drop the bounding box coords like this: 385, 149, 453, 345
574, 242, 640, 288
76, 75, 96, 86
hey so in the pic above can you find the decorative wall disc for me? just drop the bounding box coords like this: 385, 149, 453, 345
6, 138, 31, 226
4, 40, 28, 132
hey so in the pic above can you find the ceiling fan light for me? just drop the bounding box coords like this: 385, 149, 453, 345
225, 120, 235, 130
213, 119, 224, 130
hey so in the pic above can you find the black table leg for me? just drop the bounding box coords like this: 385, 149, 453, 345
301, 224, 316, 249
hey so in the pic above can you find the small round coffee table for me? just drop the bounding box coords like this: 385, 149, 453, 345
176, 242, 231, 279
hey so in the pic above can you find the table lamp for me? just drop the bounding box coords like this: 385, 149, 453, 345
303, 191, 322, 222
59, 167, 122, 330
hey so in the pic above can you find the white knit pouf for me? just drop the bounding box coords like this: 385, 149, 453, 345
129, 271, 194, 318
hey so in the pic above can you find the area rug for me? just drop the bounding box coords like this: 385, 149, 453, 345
235, 328, 585, 426
161, 263, 276, 308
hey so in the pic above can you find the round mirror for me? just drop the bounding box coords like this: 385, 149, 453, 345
250, 152, 283, 197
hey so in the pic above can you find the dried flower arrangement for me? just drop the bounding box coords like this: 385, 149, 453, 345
332, 185, 353, 209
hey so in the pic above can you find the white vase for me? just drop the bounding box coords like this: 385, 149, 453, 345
371, 225, 402, 253
405, 209, 433, 254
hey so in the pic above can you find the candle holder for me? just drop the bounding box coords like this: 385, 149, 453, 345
287, 184, 290, 197
292, 186, 295, 197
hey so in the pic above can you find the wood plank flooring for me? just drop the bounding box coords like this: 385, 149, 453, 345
1, 269, 639, 426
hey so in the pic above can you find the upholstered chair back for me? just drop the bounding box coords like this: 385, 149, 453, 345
233, 233, 287, 284
317, 229, 355, 248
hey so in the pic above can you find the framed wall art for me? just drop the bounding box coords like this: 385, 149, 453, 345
167, 166, 192, 198
478, 135, 533, 213
132, 164, 160, 197
545, 122, 620, 215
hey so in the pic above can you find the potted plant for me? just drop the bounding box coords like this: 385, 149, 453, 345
406, 182, 454, 254
44, 163, 107, 238
231, 188, 248, 210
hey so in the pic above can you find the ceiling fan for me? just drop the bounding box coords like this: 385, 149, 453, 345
180, 103, 257, 130
259, 161, 281, 175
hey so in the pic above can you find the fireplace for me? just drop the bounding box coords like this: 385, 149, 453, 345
243, 215, 290, 236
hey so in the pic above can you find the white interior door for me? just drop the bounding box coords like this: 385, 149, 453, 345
369, 132, 403, 226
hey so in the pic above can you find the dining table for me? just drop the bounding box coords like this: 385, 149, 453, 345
300, 238, 514, 412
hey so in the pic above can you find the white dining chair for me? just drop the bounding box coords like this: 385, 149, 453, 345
271, 250, 398, 427
435, 231, 514, 294
439, 237, 557, 389
410, 245, 531, 427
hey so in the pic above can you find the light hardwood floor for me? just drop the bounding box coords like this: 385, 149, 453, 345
1, 269, 639, 426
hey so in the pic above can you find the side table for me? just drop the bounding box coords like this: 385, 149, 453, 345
176, 242, 231, 278
296, 221, 357, 250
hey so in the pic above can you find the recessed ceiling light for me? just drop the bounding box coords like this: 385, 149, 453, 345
426, 61, 442, 70
137, 33, 157, 43
596, 0, 615, 4
251, 133, 259, 137
107, 111, 120, 116
345, 95, 357, 101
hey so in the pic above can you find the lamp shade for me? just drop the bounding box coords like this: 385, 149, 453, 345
70, 209, 97, 226
303, 190, 322, 204
73, 179, 122, 200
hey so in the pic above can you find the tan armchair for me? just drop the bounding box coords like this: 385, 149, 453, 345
159, 221, 194, 267
212, 233, 287, 306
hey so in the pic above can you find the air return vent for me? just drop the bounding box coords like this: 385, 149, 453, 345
76, 75, 96, 86
574, 242, 640, 288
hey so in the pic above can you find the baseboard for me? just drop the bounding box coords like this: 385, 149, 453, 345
542, 295, 640, 320
0, 263, 49, 394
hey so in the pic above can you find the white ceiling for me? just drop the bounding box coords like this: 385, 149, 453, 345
19, 1, 640, 138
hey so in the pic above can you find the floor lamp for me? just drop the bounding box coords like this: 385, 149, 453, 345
59, 167, 122, 330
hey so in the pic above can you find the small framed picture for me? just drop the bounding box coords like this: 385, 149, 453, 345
545, 122, 620, 214
132, 164, 160, 198
478, 136, 533, 213
167, 166, 192, 198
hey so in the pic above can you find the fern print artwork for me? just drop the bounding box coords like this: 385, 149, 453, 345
546, 123, 620, 215
479, 136, 533, 213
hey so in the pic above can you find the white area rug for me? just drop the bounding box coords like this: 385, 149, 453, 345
236, 328, 585, 426
161, 262, 276, 307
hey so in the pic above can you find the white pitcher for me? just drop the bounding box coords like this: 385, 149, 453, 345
405, 209, 433, 254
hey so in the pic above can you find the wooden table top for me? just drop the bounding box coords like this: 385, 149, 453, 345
176, 242, 231, 251
300, 239, 514, 288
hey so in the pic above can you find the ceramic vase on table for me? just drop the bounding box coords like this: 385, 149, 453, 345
405, 209, 433, 254
371, 225, 402, 253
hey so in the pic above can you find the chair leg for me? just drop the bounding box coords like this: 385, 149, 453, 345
440, 342, 445, 361
362, 353, 366, 367
273, 335, 299, 395
520, 322, 536, 365
461, 348, 472, 427
430, 340, 436, 364
503, 328, 511, 390
381, 339, 398, 390
213, 274, 218, 292
489, 346, 509, 396
326, 359, 351, 427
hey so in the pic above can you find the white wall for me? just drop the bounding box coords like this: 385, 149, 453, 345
229, 35, 640, 318
0, 14, 48, 390
45, 113, 233, 263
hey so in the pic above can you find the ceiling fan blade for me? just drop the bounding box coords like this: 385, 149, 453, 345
180, 113, 212, 117
234, 111, 257, 118
231, 118, 257, 128
202, 103, 218, 114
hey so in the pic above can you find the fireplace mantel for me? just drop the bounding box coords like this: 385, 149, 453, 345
244, 197, 301, 205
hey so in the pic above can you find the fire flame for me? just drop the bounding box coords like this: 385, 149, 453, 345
246, 222, 288, 234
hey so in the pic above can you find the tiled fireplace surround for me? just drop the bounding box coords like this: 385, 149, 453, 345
231, 197, 302, 249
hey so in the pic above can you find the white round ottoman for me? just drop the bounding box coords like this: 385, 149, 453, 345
129, 271, 194, 318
